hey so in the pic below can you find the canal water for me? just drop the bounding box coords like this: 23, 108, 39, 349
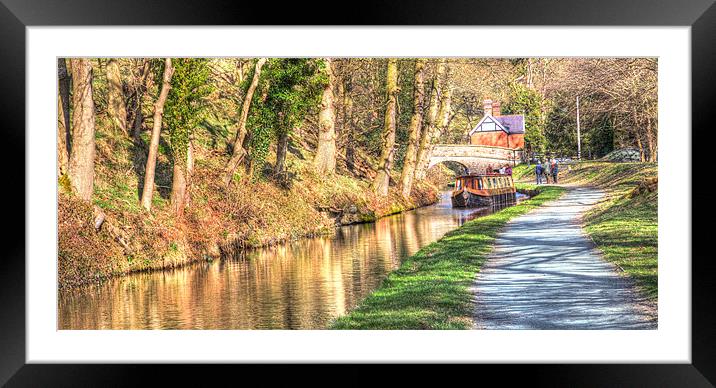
58, 190, 506, 330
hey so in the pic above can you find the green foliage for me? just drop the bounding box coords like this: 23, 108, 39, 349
164, 58, 213, 165
543, 102, 575, 155
544, 94, 615, 158
246, 58, 327, 175
505, 82, 546, 155
583, 116, 615, 158
58, 174, 72, 194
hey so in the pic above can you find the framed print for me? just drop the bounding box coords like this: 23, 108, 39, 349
2, 0, 714, 385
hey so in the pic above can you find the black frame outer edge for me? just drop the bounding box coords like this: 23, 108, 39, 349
0, 0, 714, 386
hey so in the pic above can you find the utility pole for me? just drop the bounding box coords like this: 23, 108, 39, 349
576, 95, 582, 160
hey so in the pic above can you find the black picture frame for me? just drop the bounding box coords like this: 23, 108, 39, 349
1, 0, 713, 385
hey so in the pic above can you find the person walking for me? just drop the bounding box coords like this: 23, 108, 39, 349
535, 160, 543, 184
543, 157, 552, 184
552, 159, 559, 183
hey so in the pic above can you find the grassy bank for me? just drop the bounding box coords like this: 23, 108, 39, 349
59, 120, 439, 290
330, 185, 566, 329
516, 161, 658, 300
584, 190, 657, 299
563, 161, 658, 300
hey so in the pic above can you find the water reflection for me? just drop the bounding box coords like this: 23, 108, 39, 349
58, 191, 486, 329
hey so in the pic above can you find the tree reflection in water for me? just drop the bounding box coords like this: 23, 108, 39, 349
58, 191, 488, 329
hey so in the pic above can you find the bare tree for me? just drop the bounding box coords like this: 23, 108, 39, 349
545, 58, 657, 160
106, 58, 128, 135
400, 58, 426, 199
170, 155, 187, 216
223, 58, 267, 185
67, 59, 96, 201
140, 58, 174, 211
372, 58, 399, 196
414, 58, 446, 180
314, 58, 337, 174
130, 59, 151, 139
437, 64, 454, 137
57, 58, 71, 176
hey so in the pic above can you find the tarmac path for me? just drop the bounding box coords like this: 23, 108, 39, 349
472, 187, 656, 329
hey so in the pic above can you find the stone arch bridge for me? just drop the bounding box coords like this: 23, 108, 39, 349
425, 144, 523, 174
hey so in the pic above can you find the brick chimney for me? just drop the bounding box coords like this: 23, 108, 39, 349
483, 99, 493, 116
493, 101, 501, 117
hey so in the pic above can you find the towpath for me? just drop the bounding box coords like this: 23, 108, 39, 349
472, 187, 656, 329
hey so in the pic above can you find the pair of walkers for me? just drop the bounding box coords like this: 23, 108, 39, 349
535, 159, 558, 184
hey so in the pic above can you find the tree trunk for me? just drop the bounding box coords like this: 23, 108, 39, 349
414, 58, 446, 181
372, 58, 399, 196
636, 133, 645, 162
646, 117, 657, 162
631, 107, 646, 162
526, 58, 535, 89
400, 59, 426, 199
131, 59, 151, 139
171, 160, 187, 218
274, 131, 289, 175
336, 75, 345, 142
67, 59, 96, 201
237, 59, 245, 84
106, 58, 128, 135
314, 58, 337, 174
185, 138, 195, 207
57, 58, 71, 176
436, 64, 453, 137
224, 57, 267, 186
140, 58, 174, 211
343, 77, 355, 172
57, 94, 69, 176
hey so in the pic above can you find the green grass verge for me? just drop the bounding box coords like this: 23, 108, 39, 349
583, 191, 657, 300
554, 161, 658, 301
330, 186, 566, 329
511, 163, 534, 181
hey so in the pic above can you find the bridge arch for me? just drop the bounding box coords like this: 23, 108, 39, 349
425, 144, 522, 175
427, 158, 472, 174
426, 159, 469, 175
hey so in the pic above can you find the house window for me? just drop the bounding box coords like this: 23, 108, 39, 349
481, 121, 496, 132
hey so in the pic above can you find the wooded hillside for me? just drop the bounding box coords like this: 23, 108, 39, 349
57, 57, 657, 288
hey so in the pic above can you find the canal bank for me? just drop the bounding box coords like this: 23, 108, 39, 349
330, 184, 566, 329
59, 189, 480, 329
58, 146, 443, 290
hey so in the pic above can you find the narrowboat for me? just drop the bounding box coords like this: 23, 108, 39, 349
451, 174, 517, 208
